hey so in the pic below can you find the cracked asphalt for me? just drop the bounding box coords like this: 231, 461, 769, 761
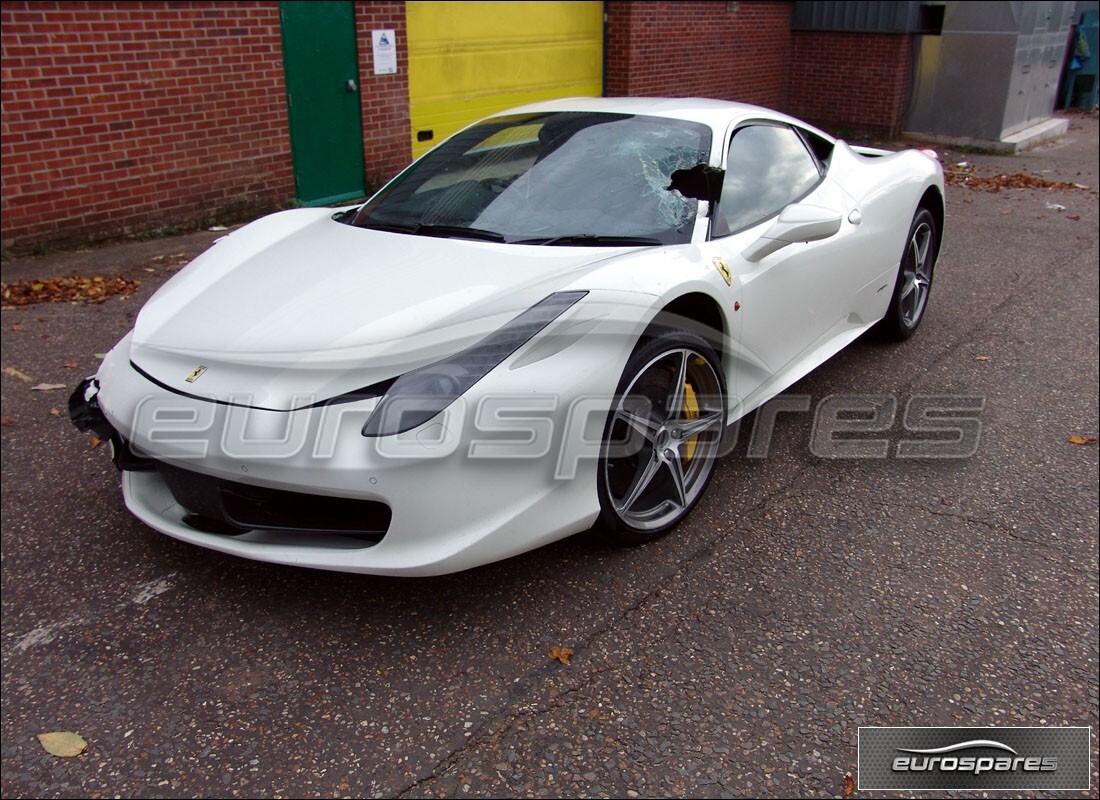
2, 114, 1098, 798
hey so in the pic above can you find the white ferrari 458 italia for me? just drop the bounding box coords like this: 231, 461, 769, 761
71, 97, 944, 576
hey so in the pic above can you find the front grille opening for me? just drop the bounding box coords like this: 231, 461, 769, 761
156, 461, 390, 541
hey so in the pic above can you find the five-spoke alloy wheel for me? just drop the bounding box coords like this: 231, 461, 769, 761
598, 330, 726, 544
882, 207, 939, 340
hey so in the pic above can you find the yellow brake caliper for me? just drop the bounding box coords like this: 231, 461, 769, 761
682, 382, 699, 464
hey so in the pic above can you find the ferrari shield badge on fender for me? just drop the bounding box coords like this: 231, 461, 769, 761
185, 366, 207, 383
713, 257, 732, 286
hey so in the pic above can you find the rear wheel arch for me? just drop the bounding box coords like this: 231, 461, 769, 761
918, 185, 945, 253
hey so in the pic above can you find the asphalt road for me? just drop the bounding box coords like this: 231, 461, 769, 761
2, 115, 1098, 799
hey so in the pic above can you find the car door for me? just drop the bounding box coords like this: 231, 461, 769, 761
703, 122, 868, 412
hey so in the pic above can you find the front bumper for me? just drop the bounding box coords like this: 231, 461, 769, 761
83, 292, 651, 575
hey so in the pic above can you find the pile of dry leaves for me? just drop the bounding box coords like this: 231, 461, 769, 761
0, 275, 142, 309
944, 165, 1090, 193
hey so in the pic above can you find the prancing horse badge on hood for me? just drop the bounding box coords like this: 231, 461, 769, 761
185, 366, 207, 383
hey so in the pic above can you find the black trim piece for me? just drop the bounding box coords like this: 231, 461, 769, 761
156, 460, 391, 539
129, 360, 395, 413
112, 435, 156, 472
68, 378, 155, 471
68, 378, 114, 439
792, 125, 832, 176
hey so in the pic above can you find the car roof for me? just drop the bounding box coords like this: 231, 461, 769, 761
490, 96, 834, 141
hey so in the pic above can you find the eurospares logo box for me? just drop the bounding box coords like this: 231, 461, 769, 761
858, 727, 1091, 791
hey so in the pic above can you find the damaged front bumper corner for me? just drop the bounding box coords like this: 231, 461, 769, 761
68, 378, 152, 472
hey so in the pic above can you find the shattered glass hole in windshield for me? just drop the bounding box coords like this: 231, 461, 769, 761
625, 140, 712, 231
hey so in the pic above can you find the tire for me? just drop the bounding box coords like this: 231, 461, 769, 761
597, 329, 726, 545
880, 207, 938, 341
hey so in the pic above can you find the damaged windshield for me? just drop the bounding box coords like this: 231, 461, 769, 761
348, 112, 712, 246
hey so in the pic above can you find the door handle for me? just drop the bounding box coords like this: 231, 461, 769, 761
346, 79, 357, 92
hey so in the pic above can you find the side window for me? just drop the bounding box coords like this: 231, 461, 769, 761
713, 124, 822, 237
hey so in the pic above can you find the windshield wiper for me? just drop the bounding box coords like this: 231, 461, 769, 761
357, 220, 505, 243
516, 234, 663, 247
416, 224, 506, 242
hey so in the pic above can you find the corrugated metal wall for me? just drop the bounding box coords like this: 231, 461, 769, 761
904, 1, 1075, 140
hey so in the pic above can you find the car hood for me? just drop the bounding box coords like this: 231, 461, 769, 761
129, 209, 640, 409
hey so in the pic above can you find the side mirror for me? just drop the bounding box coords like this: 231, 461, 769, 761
741, 203, 843, 262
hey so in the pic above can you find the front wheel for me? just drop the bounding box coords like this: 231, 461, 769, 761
597, 330, 726, 545
880, 207, 938, 341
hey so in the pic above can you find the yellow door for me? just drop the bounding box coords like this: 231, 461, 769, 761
406, 1, 603, 158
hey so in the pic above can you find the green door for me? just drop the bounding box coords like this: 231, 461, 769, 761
279, 1, 365, 205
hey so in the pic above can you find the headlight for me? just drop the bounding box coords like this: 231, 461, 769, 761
362, 291, 587, 437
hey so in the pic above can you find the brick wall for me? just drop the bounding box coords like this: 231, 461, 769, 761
355, 1, 409, 187
1, 1, 916, 252
0, 1, 295, 252
786, 31, 913, 137
605, 1, 791, 107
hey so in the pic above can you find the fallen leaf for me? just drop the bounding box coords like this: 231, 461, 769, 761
3, 366, 34, 382
11, 322, 23, 332
30, 383, 67, 391
548, 646, 573, 665
61, 361, 79, 369
1067, 434, 1097, 445
842, 772, 856, 800
49, 408, 61, 417
0, 274, 142, 307
974, 355, 990, 361
945, 169, 1088, 193
144, 267, 156, 273
37, 731, 87, 757
0, 416, 11, 426
89, 436, 103, 451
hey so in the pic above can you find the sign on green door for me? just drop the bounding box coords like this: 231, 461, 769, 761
279, 1, 365, 206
